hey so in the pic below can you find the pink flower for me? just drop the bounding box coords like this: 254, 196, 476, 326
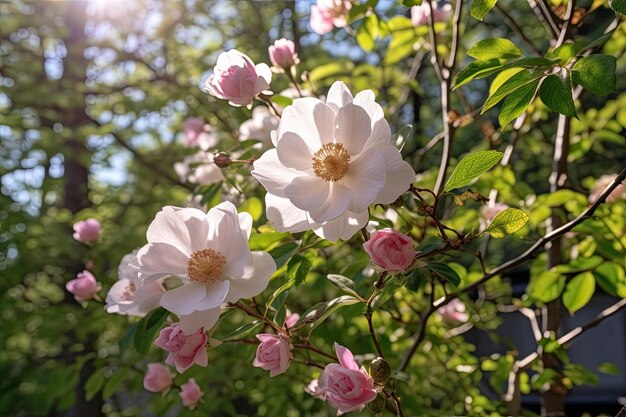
269, 38, 298, 71
284, 310, 300, 328
66, 270, 98, 301
310, 0, 352, 35
183, 117, 217, 149
363, 228, 416, 274
253, 334, 293, 377
311, 342, 377, 415
411, 1, 452, 26
481, 202, 509, 224
72, 218, 101, 245
143, 363, 174, 393
438, 298, 469, 323
589, 174, 626, 204
154, 323, 208, 373
180, 378, 203, 410
204, 49, 272, 107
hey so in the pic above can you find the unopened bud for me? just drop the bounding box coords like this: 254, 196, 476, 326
366, 394, 386, 414
214, 153, 231, 168
369, 357, 391, 385
447, 109, 460, 124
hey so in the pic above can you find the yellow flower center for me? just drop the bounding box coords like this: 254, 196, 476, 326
187, 249, 226, 284
312, 143, 350, 182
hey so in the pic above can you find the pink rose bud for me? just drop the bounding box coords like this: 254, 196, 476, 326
154, 323, 208, 373
363, 228, 416, 274
411, 1, 452, 26
268, 38, 298, 71
284, 310, 300, 328
66, 270, 98, 301
143, 363, 174, 393
180, 378, 203, 410
204, 49, 272, 107
310, 0, 352, 35
438, 298, 469, 323
72, 218, 101, 245
253, 334, 293, 377
313, 342, 377, 415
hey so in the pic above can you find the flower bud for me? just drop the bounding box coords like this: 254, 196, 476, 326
213, 153, 231, 168
369, 357, 391, 385
366, 394, 386, 414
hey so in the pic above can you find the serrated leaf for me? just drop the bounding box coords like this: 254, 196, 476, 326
539, 73, 577, 118
483, 69, 539, 113
609, 0, 626, 14
498, 79, 539, 129
468, 38, 522, 60
444, 150, 503, 192
563, 271, 595, 315
572, 54, 617, 96
427, 263, 461, 286
528, 270, 566, 303
485, 208, 529, 238
470, 0, 497, 20
327, 274, 361, 298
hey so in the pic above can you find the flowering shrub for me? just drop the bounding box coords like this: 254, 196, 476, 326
2, 1, 626, 417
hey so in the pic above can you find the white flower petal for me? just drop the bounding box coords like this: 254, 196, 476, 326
265, 194, 311, 233
135, 242, 189, 279
238, 212, 253, 239
206, 204, 252, 277
312, 210, 369, 242
255, 63, 272, 85
160, 282, 208, 316
195, 279, 231, 310
146, 207, 209, 255
277, 98, 335, 148
335, 103, 371, 156
343, 149, 386, 212
251, 149, 300, 198
373, 145, 416, 204
226, 251, 276, 302
325, 81, 353, 112
354, 90, 392, 149
309, 182, 352, 223
179, 308, 221, 335
277, 132, 315, 170
284, 175, 330, 213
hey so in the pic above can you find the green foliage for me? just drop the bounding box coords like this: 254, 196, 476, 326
470, 0, 497, 21
609, 0, 626, 14
562, 272, 595, 315
467, 38, 522, 60
571, 54, 617, 96
484, 208, 529, 238
539, 72, 577, 118
444, 150, 503, 192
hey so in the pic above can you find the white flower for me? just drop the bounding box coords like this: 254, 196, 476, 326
251, 81, 415, 241
105, 250, 165, 317
238, 106, 279, 147
133, 202, 276, 334
174, 151, 223, 185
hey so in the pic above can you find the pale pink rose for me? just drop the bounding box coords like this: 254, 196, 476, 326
438, 298, 469, 323
363, 228, 416, 274
180, 378, 203, 410
310, 0, 352, 35
284, 310, 300, 328
253, 334, 293, 377
183, 117, 217, 150
66, 270, 98, 301
204, 49, 272, 107
154, 323, 208, 373
589, 174, 626, 203
72, 218, 101, 245
411, 1, 452, 26
143, 363, 174, 393
312, 342, 377, 415
305, 378, 325, 399
269, 38, 298, 71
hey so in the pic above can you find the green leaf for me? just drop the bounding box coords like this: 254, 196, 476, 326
327, 274, 361, 298
294, 295, 361, 330
531, 369, 559, 390
427, 263, 461, 287
563, 363, 600, 386
468, 38, 522, 60
485, 208, 529, 238
85, 368, 106, 401
572, 54, 617, 96
103, 368, 128, 399
555, 255, 603, 273
238, 196, 263, 221
547, 43, 580, 64
287, 255, 312, 286
453, 59, 505, 89
309, 62, 353, 83
539, 72, 577, 118
498, 79, 539, 129
470, 0, 497, 20
356, 13, 378, 52
609, 0, 626, 14
483, 69, 539, 113
133, 307, 169, 355
385, 30, 416, 65
369, 276, 406, 311
528, 270, 566, 303
402, 0, 422, 6
271, 95, 293, 108
222, 320, 263, 341
248, 232, 289, 251
444, 150, 503, 192
598, 362, 620, 375
594, 262, 625, 297
269, 242, 299, 268
562, 272, 595, 315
